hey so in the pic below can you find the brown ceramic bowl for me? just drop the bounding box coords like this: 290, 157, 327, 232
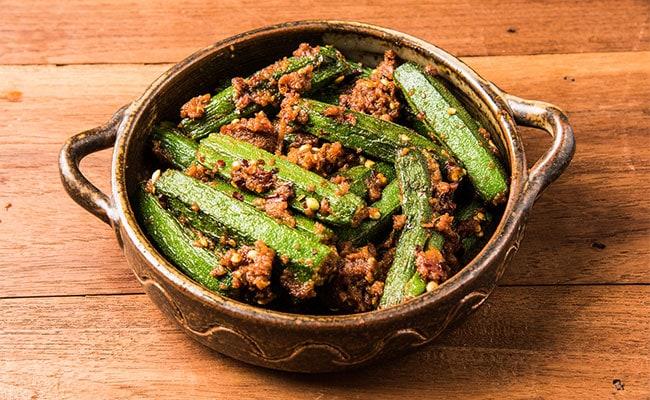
59, 21, 574, 373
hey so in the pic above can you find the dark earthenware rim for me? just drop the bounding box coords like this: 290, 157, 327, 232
112, 20, 527, 327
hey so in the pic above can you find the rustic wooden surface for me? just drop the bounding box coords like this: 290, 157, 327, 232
1, 1, 649, 398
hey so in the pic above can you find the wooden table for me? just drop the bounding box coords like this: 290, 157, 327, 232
1, 1, 649, 398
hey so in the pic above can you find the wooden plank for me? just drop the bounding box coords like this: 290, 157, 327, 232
0, 65, 168, 298
1, 286, 648, 399
0, 51, 648, 298
0, 0, 648, 64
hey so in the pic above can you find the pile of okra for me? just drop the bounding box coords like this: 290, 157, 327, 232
137, 43, 508, 313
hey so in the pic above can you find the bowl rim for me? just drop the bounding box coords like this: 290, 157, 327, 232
111, 20, 527, 328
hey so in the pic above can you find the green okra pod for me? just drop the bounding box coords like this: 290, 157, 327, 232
380, 148, 443, 308
154, 170, 339, 288
394, 62, 508, 204
135, 187, 231, 293
199, 134, 367, 226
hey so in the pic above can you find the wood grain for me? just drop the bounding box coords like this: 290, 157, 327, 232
1, 51, 648, 297
1, 286, 648, 399
0, 0, 648, 64
2, 1, 650, 397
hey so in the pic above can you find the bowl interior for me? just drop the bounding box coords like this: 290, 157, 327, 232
118, 21, 524, 319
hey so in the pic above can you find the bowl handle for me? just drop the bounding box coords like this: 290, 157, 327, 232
59, 105, 129, 225
504, 94, 575, 201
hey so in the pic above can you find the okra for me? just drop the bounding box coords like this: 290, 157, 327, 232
155, 170, 339, 286
339, 162, 395, 199
151, 122, 198, 169
135, 187, 230, 293
199, 134, 366, 226
311, 82, 347, 105
402, 201, 494, 297
151, 126, 335, 240
456, 200, 493, 263
311, 65, 372, 104
380, 148, 441, 308
295, 99, 457, 168
402, 235, 444, 298
181, 46, 359, 140
166, 197, 230, 244
336, 179, 402, 246
394, 63, 508, 204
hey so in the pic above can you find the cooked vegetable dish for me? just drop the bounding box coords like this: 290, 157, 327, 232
136, 43, 508, 313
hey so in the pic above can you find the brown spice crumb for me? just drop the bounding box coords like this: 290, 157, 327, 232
314, 222, 326, 236
393, 214, 407, 230
457, 209, 487, 239
339, 50, 401, 121
335, 181, 350, 196
218, 240, 276, 304
326, 243, 390, 312
422, 213, 456, 236
399, 147, 410, 156
230, 159, 277, 193
284, 141, 350, 176
287, 132, 319, 150
190, 202, 200, 212
4, 202, 12, 211
324, 105, 343, 117
191, 229, 214, 250
280, 269, 317, 300
366, 171, 389, 202
261, 183, 296, 228
292, 43, 321, 57
415, 247, 448, 284
185, 162, 215, 182
424, 64, 438, 76
220, 111, 279, 153
446, 164, 465, 182
232, 191, 244, 201
276, 92, 309, 140
322, 104, 357, 125
319, 198, 332, 216
231, 58, 285, 110
180, 94, 211, 119
144, 180, 156, 194
210, 264, 228, 278
278, 65, 313, 95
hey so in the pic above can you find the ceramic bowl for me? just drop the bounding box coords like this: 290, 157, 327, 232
59, 20, 575, 373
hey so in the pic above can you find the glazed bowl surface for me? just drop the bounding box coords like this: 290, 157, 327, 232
59, 20, 574, 373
